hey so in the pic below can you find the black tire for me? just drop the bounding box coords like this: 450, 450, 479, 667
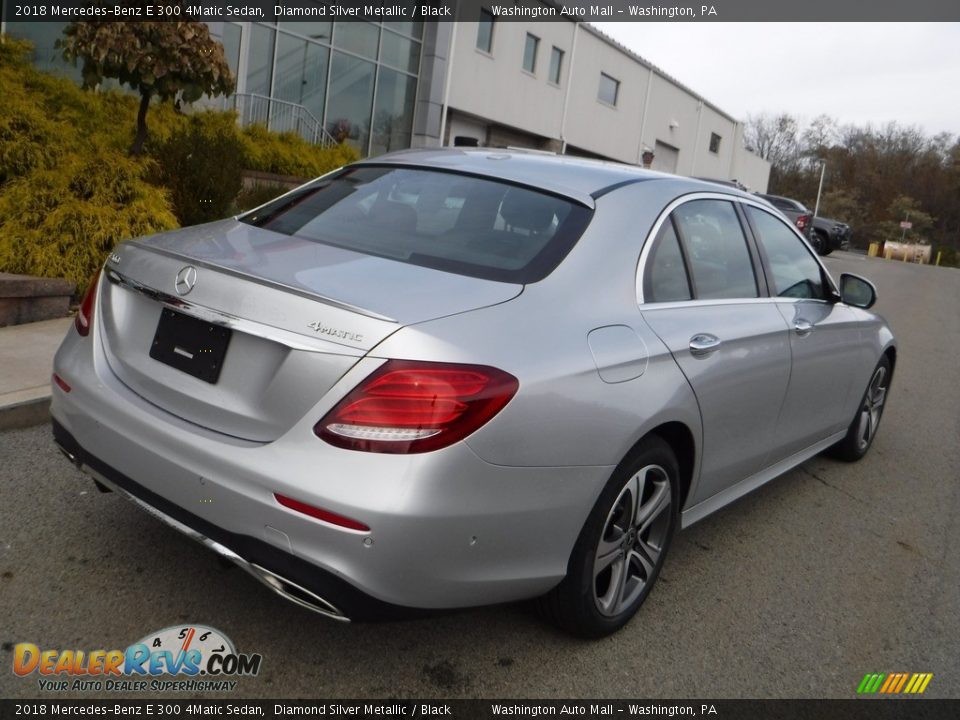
827, 356, 891, 462
810, 230, 828, 255
538, 436, 679, 638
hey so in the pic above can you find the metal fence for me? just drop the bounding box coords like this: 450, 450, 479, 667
231, 93, 336, 148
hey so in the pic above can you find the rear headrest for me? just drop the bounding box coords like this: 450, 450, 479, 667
372, 201, 418, 233
499, 188, 558, 233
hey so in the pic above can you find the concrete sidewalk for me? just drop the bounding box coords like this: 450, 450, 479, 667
0, 317, 72, 430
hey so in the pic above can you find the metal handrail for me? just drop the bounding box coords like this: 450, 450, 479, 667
231, 92, 337, 148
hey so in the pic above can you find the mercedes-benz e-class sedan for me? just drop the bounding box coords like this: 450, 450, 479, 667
51, 149, 895, 637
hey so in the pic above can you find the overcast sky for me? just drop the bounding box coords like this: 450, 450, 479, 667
592, 23, 960, 138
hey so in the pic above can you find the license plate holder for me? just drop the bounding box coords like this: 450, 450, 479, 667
149, 308, 232, 384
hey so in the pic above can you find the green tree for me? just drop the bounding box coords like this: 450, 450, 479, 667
881, 195, 934, 244
59, 21, 235, 155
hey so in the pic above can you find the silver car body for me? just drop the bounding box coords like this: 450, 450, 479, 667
51, 149, 895, 620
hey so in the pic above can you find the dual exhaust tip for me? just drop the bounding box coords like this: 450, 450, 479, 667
55, 441, 349, 622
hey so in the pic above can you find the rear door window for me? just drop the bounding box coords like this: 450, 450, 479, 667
242, 166, 592, 283
671, 200, 759, 300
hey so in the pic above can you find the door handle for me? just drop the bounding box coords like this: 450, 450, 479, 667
794, 319, 814, 337
689, 333, 722, 357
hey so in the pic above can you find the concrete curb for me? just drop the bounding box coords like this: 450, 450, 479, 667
0, 395, 50, 431
0, 316, 71, 432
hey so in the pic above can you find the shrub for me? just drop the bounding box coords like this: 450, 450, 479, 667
239, 124, 358, 179
153, 111, 244, 226
0, 34, 358, 289
0, 145, 178, 290
0, 37, 178, 289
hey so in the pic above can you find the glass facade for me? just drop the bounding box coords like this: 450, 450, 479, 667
7, 20, 423, 158
227, 21, 423, 157
5, 21, 80, 81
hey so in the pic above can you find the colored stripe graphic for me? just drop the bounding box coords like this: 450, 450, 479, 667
857, 672, 933, 694
893, 674, 909, 693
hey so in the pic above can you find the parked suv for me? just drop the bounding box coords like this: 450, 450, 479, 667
755, 193, 850, 256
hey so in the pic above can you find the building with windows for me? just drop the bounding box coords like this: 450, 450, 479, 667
435, 19, 769, 189
3, 13, 769, 190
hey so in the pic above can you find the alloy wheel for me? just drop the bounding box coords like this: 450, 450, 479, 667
593, 464, 672, 617
856, 365, 888, 451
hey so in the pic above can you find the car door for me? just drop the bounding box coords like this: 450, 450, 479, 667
744, 204, 863, 458
639, 197, 792, 504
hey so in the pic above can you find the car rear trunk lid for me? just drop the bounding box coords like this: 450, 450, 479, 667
97, 221, 521, 442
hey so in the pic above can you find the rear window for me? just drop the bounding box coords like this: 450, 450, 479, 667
241, 166, 593, 283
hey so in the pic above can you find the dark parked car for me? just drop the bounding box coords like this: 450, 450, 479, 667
756, 193, 850, 256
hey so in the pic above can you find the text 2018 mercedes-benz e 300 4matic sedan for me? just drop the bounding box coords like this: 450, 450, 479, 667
51, 149, 895, 637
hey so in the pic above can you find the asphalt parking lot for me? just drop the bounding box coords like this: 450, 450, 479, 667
1, 251, 958, 700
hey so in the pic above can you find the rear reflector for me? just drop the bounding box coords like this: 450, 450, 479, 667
274, 493, 370, 532
52, 373, 71, 393
316, 360, 519, 454
75, 269, 101, 337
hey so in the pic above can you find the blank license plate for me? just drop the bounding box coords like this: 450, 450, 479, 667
149, 308, 232, 384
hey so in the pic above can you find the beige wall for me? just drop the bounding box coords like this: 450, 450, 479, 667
561, 28, 650, 162
444, 21, 770, 191
448, 21, 574, 143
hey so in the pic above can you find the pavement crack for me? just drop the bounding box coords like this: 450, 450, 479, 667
800, 466, 864, 504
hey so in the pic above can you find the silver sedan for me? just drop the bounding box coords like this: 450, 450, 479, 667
51, 149, 895, 637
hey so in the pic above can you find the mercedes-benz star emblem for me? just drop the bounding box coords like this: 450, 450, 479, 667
174, 266, 198, 296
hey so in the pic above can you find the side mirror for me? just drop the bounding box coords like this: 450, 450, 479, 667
839, 273, 877, 309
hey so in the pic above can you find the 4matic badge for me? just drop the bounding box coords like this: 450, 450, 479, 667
12, 624, 262, 693
307, 320, 364, 344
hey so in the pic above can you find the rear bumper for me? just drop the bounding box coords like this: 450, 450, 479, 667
50, 322, 610, 616
53, 419, 412, 621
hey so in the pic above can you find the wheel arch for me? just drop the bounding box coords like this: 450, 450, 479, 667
621, 421, 697, 513
883, 344, 897, 380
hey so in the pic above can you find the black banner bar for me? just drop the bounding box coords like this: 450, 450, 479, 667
3, 0, 960, 23
2, 700, 960, 720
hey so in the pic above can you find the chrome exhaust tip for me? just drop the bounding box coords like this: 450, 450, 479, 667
55, 441, 80, 467
80, 466, 350, 622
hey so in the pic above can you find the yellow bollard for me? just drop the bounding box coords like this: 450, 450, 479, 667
936, 251, 942, 266
885, 247, 893, 260
868, 242, 879, 257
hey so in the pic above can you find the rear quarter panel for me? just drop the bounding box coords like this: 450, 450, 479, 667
367, 178, 704, 485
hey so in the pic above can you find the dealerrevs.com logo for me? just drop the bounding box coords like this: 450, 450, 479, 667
13, 625, 263, 692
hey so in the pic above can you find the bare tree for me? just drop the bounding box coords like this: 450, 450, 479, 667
745, 113, 802, 171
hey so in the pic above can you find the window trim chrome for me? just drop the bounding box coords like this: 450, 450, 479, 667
636, 192, 840, 307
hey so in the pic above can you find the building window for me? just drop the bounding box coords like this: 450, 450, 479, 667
598, 72, 619, 106
709, 132, 722, 153
548, 46, 564, 85
522, 33, 539, 74
476, 8, 494, 53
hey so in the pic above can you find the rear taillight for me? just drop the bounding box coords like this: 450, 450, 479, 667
796, 214, 810, 231
74, 270, 101, 337
315, 360, 519, 454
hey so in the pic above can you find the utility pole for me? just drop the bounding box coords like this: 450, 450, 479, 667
813, 159, 826, 219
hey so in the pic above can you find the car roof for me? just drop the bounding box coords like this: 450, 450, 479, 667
757, 192, 799, 205
357, 148, 743, 209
